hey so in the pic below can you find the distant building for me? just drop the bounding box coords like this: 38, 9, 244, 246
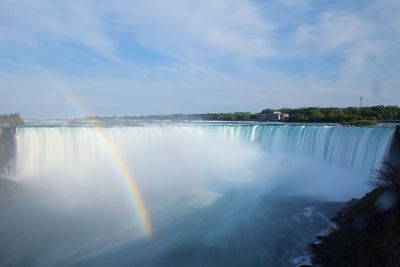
258, 111, 289, 122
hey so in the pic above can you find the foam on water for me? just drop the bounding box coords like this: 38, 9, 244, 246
3, 123, 395, 266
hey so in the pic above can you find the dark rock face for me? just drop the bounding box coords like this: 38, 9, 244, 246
310, 187, 400, 267
0, 127, 16, 176
388, 126, 400, 167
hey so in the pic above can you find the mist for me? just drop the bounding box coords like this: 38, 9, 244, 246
1, 125, 392, 266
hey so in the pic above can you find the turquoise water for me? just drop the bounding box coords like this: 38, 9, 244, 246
1, 123, 395, 267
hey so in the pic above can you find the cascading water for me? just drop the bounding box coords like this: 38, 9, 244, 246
191, 124, 394, 174
1, 123, 396, 267
15, 125, 394, 178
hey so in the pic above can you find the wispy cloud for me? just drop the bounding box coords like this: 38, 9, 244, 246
0, 1, 117, 60
295, 11, 369, 53
0, 0, 399, 117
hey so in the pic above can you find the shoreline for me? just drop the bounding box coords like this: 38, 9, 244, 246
310, 187, 400, 266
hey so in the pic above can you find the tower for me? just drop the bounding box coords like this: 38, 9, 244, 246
359, 96, 363, 108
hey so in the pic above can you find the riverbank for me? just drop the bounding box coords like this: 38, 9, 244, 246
310, 187, 400, 266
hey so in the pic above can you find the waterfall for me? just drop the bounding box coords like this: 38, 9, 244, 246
0, 127, 16, 176
14, 124, 394, 178
4, 124, 397, 267
192, 124, 395, 174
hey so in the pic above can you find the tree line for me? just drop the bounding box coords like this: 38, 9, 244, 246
102, 105, 399, 125
91, 112, 256, 122
4, 106, 399, 125
0, 113, 23, 124
276, 106, 400, 125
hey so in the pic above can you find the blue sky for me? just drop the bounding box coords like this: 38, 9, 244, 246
0, 0, 399, 118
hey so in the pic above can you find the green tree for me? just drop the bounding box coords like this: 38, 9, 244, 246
0, 113, 23, 124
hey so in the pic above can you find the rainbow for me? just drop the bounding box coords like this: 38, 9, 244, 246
65, 93, 153, 237
2, 62, 153, 237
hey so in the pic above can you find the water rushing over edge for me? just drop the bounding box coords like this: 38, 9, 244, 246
2, 123, 395, 267
193, 124, 394, 174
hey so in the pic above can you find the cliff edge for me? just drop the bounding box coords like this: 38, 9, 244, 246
311, 187, 400, 266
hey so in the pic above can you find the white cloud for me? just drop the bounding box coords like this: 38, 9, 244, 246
107, 0, 275, 63
0, 0, 116, 60
0, 0, 399, 116
293, 7, 396, 88
0, 0, 274, 64
295, 11, 371, 53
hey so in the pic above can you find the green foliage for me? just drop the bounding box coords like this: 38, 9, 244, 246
108, 112, 256, 121
91, 105, 399, 124
202, 112, 254, 121
341, 118, 377, 126
278, 106, 400, 125
0, 113, 23, 124
260, 108, 274, 114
